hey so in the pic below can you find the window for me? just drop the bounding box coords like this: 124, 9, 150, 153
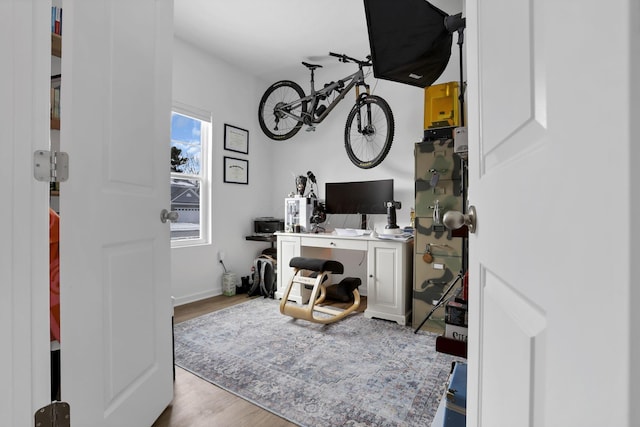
170, 103, 211, 246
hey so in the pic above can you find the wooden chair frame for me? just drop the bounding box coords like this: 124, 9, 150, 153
279, 262, 360, 324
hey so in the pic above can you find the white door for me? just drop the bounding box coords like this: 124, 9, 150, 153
59, 0, 174, 426
466, 0, 637, 426
1, 1, 51, 425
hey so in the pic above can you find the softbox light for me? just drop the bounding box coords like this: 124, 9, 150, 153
363, 0, 452, 88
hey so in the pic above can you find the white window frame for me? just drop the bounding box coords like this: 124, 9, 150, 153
170, 101, 212, 248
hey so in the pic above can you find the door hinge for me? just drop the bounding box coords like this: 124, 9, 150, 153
34, 401, 70, 427
33, 150, 69, 183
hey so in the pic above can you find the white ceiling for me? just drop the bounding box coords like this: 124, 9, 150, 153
173, 0, 463, 81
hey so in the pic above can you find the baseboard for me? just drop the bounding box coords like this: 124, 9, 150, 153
173, 288, 221, 307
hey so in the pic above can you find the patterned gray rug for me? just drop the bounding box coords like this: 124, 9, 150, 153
174, 298, 460, 427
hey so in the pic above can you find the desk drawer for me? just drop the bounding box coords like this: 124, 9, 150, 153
301, 236, 368, 251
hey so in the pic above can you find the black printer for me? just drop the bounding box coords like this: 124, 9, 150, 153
253, 217, 284, 235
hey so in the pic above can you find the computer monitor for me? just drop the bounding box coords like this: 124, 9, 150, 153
325, 179, 394, 228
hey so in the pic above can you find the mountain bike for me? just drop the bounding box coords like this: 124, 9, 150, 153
258, 52, 395, 169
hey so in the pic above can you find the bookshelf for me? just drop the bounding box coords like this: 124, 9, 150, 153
50, 29, 62, 209
51, 33, 62, 58
50, 34, 61, 130
50, 4, 62, 129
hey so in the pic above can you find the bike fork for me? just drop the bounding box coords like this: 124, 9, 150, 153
356, 103, 374, 136
355, 84, 372, 135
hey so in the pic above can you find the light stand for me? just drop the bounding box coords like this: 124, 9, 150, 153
444, 13, 466, 127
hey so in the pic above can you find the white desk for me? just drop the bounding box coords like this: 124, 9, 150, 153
275, 232, 414, 325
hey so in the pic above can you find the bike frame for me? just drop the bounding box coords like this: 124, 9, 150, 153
259, 52, 394, 169
277, 65, 370, 125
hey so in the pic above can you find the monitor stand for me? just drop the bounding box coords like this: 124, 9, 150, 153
360, 214, 367, 230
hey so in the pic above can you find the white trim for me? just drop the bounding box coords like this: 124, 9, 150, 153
170, 104, 212, 248
172, 288, 221, 307
2, 0, 52, 423
172, 100, 211, 123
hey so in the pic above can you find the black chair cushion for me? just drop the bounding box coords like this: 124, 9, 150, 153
289, 257, 344, 274
325, 277, 361, 302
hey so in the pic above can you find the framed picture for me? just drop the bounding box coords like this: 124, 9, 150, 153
224, 124, 249, 154
223, 156, 249, 184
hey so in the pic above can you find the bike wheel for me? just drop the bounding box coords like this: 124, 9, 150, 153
344, 95, 395, 169
258, 80, 307, 141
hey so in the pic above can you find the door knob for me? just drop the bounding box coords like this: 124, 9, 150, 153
442, 206, 477, 234
160, 209, 179, 223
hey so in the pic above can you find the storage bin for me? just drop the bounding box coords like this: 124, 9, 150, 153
443, 362, 467, 427
222, 272, 237, 296
424, 81, 460, 129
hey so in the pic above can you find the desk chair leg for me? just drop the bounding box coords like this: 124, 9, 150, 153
280, 269, 360, 324
280, 269, 327, 321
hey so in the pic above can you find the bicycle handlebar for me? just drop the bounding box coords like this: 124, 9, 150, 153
329, 52, 372, 67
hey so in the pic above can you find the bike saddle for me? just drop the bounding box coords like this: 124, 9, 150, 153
302, 62, 323, 70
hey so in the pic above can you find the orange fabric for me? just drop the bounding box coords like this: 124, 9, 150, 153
49, 208, 60, 342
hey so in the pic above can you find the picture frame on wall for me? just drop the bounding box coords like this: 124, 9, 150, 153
223, 156, 249, 185
224, 124, 249, 154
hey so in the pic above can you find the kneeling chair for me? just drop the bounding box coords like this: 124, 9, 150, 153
279, 257, 361, 324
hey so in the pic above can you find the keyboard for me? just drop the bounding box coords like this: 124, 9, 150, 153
334, 228, 371, 237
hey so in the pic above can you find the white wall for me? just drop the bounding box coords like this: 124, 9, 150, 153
262, 57, 461, 230
171, 38, 277, 304
171, 32, 463, 304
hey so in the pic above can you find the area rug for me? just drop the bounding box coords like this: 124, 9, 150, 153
173, 298, 461, 427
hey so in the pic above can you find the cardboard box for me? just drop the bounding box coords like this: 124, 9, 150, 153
444, 323, 468, 342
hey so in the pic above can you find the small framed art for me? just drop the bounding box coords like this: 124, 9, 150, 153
224, 124, 249, 154
223, 156, 249, 184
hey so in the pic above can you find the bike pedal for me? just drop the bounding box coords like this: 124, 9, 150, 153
305, 126, 316, 132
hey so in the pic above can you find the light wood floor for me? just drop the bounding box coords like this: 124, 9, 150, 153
152, 294, 366, 427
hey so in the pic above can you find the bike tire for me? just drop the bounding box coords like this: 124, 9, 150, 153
258, 80, 307, 141
344, 95, 395, 169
